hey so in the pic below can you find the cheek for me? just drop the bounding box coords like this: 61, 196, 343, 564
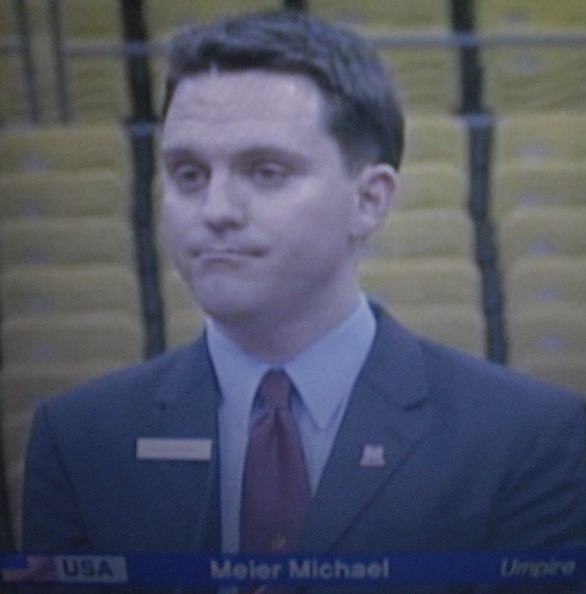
161, 195, 191, 237
294, 190, 355, 247
279, 209, 352, 271
159, 202, 189, 263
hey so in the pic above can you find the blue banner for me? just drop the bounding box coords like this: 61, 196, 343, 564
2, 549, 585, 587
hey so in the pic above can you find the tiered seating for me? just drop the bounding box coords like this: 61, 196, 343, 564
0, 2, 28, 123
13, 0, 130, 122
0, 122, 133, 171
144, 0, 281, 35
476, 0, 586, 30
309, 0, 459, 112
0, 123, 141, 534
491, 162, 586, 219
309, 0, 450, 29
491, 112, 586, 395
358, 115, 486, 355
477, 0, 586, 111
498, 208, 586, 269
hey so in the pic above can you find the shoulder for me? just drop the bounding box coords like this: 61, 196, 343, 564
423, 335, 582, 422
374, 308, 584, 429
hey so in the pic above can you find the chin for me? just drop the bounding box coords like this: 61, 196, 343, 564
196, 295, 259, 325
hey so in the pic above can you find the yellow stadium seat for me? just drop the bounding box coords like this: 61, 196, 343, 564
16, 0, 123, 39
0, 170, 131, 219
504, 258, 586, 316
0, 123, 132, 176
492, 113, 586, 163
395, 163, 467, 209
402, 114, 468, 169
507, 303, 586, 364
477, 0, 586, 112
0, 217, 134, 268
392, 303, 486, 355
309, 0, 451, 30
490, 161, 586, 221
58, 0, 124, 40
0, 2, 17, 35
27, 32, 58, 123
61, 50, 132, 122
1, 312, 143, 366
376, 42, 460, 113
0, 265, 141, 318
358, 257, 482, 306
0, 40, 28, 123
21, 1, 128, 122
481, 43, 586, 112
165, 309, 205, 349
498, 207, 586, 270
160, 268, 196, 311
144, 0, 281, 39
513, 352, 586, 398
364, 208, 474, 259
476, 0, 586, 32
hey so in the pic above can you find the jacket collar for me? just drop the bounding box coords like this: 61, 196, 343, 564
300, 307, 432, 551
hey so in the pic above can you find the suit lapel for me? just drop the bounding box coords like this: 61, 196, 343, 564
146, 335, 221, 552
300, 312, 433, 552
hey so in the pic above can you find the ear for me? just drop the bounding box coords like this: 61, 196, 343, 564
349, 163, 397, 240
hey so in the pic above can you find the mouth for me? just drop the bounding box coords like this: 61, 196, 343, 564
191, 246, 267, 262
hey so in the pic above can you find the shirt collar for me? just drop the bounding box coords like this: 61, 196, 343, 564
284, 295, 375, 429
206, 295, 376, 430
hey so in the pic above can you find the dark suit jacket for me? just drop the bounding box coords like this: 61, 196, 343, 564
21, 309, 586, 593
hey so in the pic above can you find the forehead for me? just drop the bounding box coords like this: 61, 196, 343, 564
162, 70, 327, 143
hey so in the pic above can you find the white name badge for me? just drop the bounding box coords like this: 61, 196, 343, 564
136, 437, 212, 461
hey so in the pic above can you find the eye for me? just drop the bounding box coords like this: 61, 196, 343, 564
249, 161, 290, 188
170, 162, 209, 193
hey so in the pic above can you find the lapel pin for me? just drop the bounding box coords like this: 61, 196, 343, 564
360, 444, 386, 468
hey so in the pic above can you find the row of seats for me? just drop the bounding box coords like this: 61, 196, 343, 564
3, 0, 584, 38
360, 114, 483, 355
0, 0, 130, 122
0, 123, 142, 535
487, 112, 586, 395
2, 0, 585, 124
145, 0, 586, 34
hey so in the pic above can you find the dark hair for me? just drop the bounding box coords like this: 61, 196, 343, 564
162, 10, 405, 172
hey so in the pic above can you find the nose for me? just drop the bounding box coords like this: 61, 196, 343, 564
201, 170, 246, 233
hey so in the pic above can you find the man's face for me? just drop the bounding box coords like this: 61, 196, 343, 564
161, 70, 366, 329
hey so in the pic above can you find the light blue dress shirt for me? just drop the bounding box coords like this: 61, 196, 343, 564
206, 295, 376, 554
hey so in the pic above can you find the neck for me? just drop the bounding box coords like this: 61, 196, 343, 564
210, 288, 362, 364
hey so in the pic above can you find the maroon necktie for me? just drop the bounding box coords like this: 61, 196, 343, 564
240, 369, 311, 560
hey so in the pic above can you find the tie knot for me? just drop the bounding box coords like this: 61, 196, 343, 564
258, 370, 292, 410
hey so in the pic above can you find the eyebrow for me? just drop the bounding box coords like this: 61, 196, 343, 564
162, 145, 312, 168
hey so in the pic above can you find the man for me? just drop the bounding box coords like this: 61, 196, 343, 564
21, 10, 586, 594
